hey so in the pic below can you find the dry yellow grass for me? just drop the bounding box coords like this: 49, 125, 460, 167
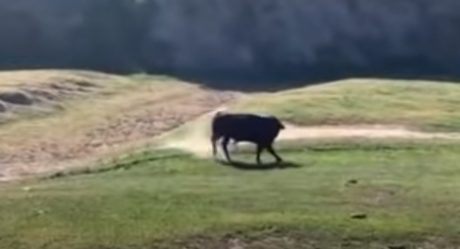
0, 70, 236, 180
0, 69, 123, 87
0, 69, 133, 122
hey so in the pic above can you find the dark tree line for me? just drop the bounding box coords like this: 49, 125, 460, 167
71, 0, 155, 72
0, 7, 45, 69
0, 0, 155, 73
1, 0, 460, 87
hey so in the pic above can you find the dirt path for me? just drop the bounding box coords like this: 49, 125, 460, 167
161, 111, 460, 158
280, 124, 460, 140
3, 88, 460, 182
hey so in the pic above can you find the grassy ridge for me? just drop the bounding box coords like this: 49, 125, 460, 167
2, 141, 460, 248
235, 79, 460, 131
0, 71, 205, 173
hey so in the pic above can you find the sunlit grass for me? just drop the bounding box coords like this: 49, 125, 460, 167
235, 79, 460, 131
2, 141, 460, 248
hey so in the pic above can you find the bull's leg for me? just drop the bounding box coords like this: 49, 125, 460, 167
222, 136, 232, 163
256, 145, 264, 165
267, 144, 283, 163
211, 134, 219, 158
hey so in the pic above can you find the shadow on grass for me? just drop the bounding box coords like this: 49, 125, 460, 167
218, 160, 302, 171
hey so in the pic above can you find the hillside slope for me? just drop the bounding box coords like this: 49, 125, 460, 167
3, 76, 460, 248
235, 79, 460, 131
0, 70, 236, 181
157, 78, 460, 158
3, 76, 460, 180
0, 70, 130, 123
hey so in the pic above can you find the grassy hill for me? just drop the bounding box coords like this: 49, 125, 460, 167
0, 70, 235, 181
235, 79, 460, 131
2, 77, 460, 248
0, 70, 131, 123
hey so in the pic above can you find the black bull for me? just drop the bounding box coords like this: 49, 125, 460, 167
211, 112, 285, 164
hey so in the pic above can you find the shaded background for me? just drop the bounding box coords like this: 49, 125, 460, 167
1, 0, 460, 87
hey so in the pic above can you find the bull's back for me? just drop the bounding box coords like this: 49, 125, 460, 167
212, 113, 282, 143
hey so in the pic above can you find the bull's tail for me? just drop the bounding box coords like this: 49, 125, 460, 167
211, 111, 225, 157
214, 111, 225, 118
211, 111, 224, 133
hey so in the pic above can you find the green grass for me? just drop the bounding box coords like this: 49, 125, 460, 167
2, 141, 460, 248
3, 77, 460, 248
235, 79, 460, 131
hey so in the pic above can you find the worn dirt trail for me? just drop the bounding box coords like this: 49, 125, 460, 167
161, 110, 460, 158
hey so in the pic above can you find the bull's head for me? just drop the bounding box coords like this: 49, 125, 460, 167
278, 120, 285, 130
214, 111, 227, 117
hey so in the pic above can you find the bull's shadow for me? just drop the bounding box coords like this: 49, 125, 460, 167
218, 159, 301, 171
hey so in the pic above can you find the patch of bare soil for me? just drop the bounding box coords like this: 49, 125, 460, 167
0, 88, 237, 181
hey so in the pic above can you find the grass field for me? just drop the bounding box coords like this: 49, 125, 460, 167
2, 140, 460, 249
3, 75, 460, 248
235, 79, 460, 131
